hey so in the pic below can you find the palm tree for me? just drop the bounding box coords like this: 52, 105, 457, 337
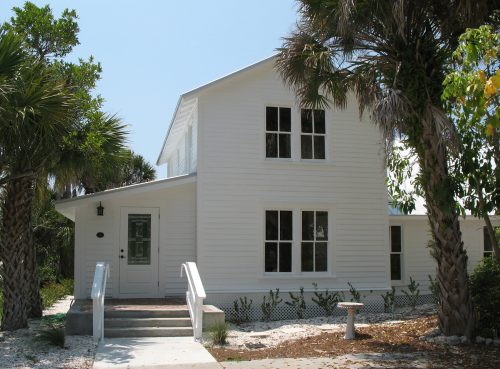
276, 0, 495, 337
0, 31, 75, 330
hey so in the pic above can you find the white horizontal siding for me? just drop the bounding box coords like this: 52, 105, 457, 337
74, 183, 196, 298
196, 62, 389, 293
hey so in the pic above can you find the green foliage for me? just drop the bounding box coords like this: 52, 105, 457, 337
209, 322, 228, 346
470, 257, 500, 338
232, 296, 252, 324
261, 288, 282, 322
40, 279, 73, 309
382, 287, 396, 313
36, 323, 65, 348
311, 282, 340, 317
428, 275, 441, 305
347, 282, 361, 303
41, 313, 66, 325
285, 287, 306, 319
402, 277, 420, 310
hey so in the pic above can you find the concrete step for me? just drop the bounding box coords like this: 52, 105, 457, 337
104, 326, 193, 338
104, 308, 190, 319
105, 317, 192, 328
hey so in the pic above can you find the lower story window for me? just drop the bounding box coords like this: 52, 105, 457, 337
390, 225, 402, 281
265, 210, 292, 272
301, 211, 328, 272
484, 226, 499, 258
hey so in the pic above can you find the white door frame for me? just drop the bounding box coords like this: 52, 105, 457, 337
118, 206, 160, 297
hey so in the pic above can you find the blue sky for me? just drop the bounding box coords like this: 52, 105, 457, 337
0, 1, 298, 177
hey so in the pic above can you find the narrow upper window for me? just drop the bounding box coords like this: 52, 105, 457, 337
301, 109, 325, 159
266, 107, 291, 158
301, 211, 328, 272
265, 210, 292, 272
390, 226, 402, 281
483, 226, 499, 258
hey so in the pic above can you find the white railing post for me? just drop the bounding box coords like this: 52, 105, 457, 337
91, 262, 109, 343
180, 262, 206, 340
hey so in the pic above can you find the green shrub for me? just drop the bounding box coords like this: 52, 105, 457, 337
285, 287, 306, 319
261, 288, 282, 322
36, 324, 65, 348
470, 257, 500, 338
209, 322, 228, 345
402, 277, 420, 310
347, 282, 361, 303
311, 282, 340, 317
232, 296, 253, 324
382, 287, 396, 313
428, 275, 440, 305
41, 279, 73, 309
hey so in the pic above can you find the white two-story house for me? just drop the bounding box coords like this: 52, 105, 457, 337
56, 56, 497, 315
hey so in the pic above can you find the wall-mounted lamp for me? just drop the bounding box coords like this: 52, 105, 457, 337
97, 202, 104, 216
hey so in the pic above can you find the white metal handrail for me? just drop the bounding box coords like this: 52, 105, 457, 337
180, 262, 206, 340
91, 262, 109, 343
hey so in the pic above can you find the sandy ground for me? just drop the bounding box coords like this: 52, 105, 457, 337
0, 296, 95, 369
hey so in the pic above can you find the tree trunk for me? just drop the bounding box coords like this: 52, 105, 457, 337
0, 174, 42, 329
418, 128, 475, 337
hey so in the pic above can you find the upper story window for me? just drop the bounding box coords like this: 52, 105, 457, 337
484, 226, 499, 258
266, 107, 291, 158
390, 225, 403, 281
265, 210, 292, 272
301, 109, 325, 159
301, 211, 328, 272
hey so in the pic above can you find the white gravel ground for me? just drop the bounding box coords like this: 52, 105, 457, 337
0, 296, 96, 369
218, 304, 436, 350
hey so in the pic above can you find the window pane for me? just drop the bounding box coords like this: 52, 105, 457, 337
391, 226, 402, 252
301, 242, 314, 272
279, 243, 292, 272
302, 211, 314, 240
266, 133, 277, 158
315, 242, 328, 271
314, 110, 325, 133
279, 134, 291, 158
280, 211, 293, 240
316, 211, 328, 240
301, 135, 313, 159
390, 254, 401, 280
301, 109, 313, 133
279, 107, 291, 132
314, 136, 325, 159
266, 107, 278, 131
265, 243, 278, 272
128, 214, 152, 265
266, 211, 278, 240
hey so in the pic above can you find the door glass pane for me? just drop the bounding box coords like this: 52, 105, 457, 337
128, 214, 152, 265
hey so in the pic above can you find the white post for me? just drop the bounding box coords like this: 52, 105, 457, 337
345, 308, 355, 339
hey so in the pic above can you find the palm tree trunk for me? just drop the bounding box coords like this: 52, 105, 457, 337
25, 239, 43, 318
418, 128, 475, 337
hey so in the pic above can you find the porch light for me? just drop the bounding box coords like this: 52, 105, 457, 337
97, 202, 104, 216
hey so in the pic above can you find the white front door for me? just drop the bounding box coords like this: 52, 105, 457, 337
119, 207, 159, 297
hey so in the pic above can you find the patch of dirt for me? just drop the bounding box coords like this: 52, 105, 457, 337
209, 316, 500, 368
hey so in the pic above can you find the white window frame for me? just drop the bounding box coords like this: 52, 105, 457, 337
300, 210, 329, 273
265, 106, 292, 159
264, 210, 293, 274
390, 225, 404, 283
483, 226, 499, 258
300, 108, 326, 160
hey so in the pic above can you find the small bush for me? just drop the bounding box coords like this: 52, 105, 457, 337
209, 322, 228, 345
37, 324, 65, 348
311, 282, 340, 317
470, 257, 500, 338
347, 282, 361, 303
261, 289, 282, 322
41, 279, 73, 309
428, 275, 440, 305
382, 287, 396, 313
232, 297, 252, 324
402, 277, 420, 310
285, 287, 306, 319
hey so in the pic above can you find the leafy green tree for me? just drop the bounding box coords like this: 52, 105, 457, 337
442, 25, 500, 261
0, 31, 75, 330
276, 0, 495, 337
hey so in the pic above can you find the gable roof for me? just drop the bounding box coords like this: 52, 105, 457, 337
156, 55, 276, 165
